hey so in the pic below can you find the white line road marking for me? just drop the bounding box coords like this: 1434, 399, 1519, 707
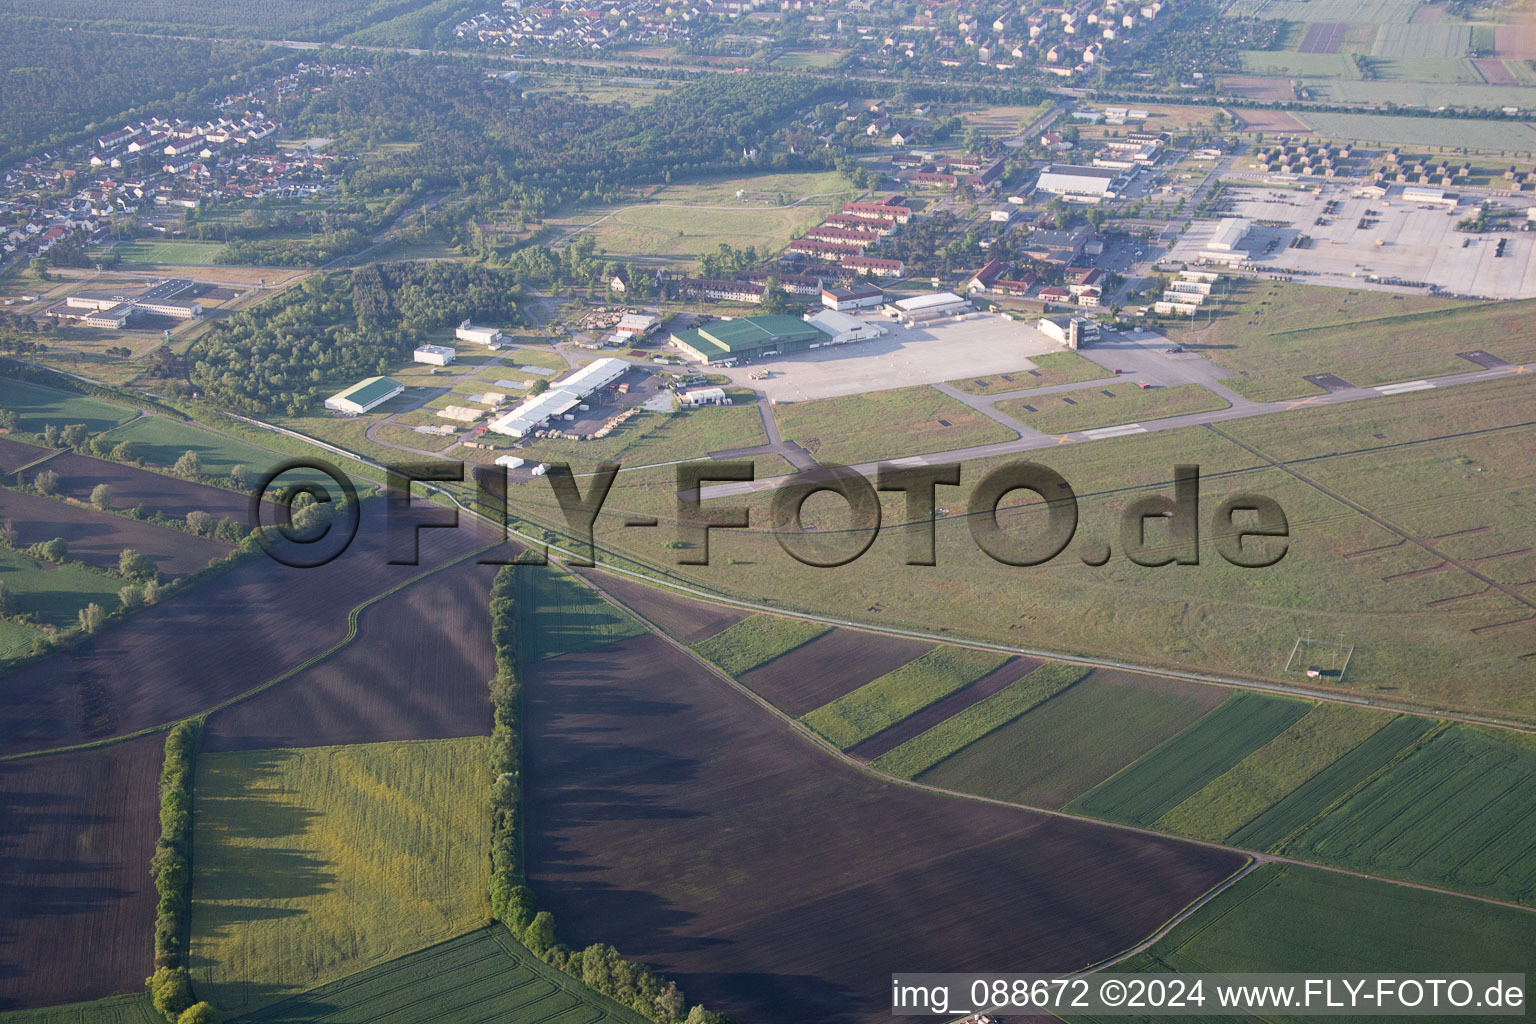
883, 456, 928, 466
1376, 380, 1434, 395
1084, 423, 1149, 439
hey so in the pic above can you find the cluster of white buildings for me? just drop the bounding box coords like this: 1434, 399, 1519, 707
488, 357, 631, 437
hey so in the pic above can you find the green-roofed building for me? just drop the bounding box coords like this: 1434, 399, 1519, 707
670, 315, 828, 365
323, 376, 404, 415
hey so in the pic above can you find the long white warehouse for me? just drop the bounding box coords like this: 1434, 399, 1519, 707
487, 357, 629, 437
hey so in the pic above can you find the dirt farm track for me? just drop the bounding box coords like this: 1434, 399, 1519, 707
523, 633, 1246, 1024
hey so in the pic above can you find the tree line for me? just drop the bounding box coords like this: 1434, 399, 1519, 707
145, 720, 223, 1024
486, 566, 730, 1024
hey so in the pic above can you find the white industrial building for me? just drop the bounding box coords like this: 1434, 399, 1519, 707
886, 291, 973, 324
455, 319, 507, 345
324, 376, 403, 415
487, 357, 630, 437
804, 308, 889, 345
1034, 164, 1122, 202
494, 455, 526, 469
821, 283, 885, 311
1402, 185, 1458, 207
1200, 218, 1251, 265
438, 405, 483, 422
614, 312, 660, 339
680, 387, 729, 407
413, 344, 456, 366
1037, 315, 1099, 349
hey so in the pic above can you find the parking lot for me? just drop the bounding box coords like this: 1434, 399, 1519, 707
716, 311, 1061, 402
1170, 185, 1536, 298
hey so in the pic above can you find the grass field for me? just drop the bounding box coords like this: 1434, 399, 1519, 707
0, 378, 135, 435
771, 49, 844, 68
1067, 863, 1536, 1023
1300, 110, 1536, 150
110, 240, 225, 265
552, 170, 852, 261
0, 996, 158, 1024
773, 385, 1017, 465
516, 563, 645, 661
871, 663, 1086, 778
1154, 703, 1397, 841
514, 404, 772, 469
0, 546, 124, 628
997, 382, 1230, 433
1067, 694, 1312, 828
915, 671, 1228, 808
692, 613, 831, 676
100, 414, 294, 480
1228, 714, 1436, 850
1170, 281, 1536, 402
240, 927, 651, 1024
946, 351, 1108, 396
1283, 725, 1536, 905
188, 737, 493, 1017
801, 647, 1011, 750
0, 616, 41, 662
1240, 50, 1358, 77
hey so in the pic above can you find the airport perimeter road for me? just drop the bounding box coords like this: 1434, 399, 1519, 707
699, 359, 1536, 498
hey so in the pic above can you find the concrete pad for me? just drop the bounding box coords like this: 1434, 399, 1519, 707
718, 312, 1061, 402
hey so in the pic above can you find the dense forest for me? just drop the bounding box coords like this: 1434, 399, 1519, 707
283, 62, 838, 221
185, 262, 519, 413
0, 21, 285, 166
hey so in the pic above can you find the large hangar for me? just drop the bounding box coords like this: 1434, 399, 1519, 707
671, 315, 827, 364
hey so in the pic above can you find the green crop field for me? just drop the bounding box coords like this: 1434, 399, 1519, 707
1229, 715, 1436, 850
693, 614, 831, 677
189, 737, 493, 1017
0, 378, 136, 435
1300, 111, 1536, 151
916, 671, 1227, 808
0, 995, 158, 1024
240, 927, 652, 1024
1067, 694, 1312, 827
802, 647, 1010, 750
0, 546, 124, 628
872, 663, 1087, 778
516, 563, 645, 661
1066, 863, 1536, 1024
0, 615, 43, 662
1283, 725, 1536, 905
110, 240, 226, 265
1240, 51, 1358, 77
997, 382, 1229, 434
1371, 22, 1472, 57
1154, 704, 1397, 841
946, 351, 1109, 396
100, 415, 293, 480
773, 386, 1018, 465
1169, 282, 1536, 402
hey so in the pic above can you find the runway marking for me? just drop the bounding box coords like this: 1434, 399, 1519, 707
1283, 396, 1325, 409
1376, 380, 1435, 395
1055, 435, 1073, 444
1084, 423, 1148, 440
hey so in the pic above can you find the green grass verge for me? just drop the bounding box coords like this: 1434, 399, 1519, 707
0, 377, 136, 435
1153, 703, 1396, 841
997, 382, 1229, 433
914, 671, 1226, 809
0, 994, 158, 1024
945, 351, 1109, 396
1168, 281, 1536, 402
872, 662, 1088, 778
692, 613, 832, 677
0, 546, 124, 627
772, 385, 1017, 465
1066, 693, 1311, 828
515, 562, 646, 661
239, 926, 652, 1024
1282, 725, 1536, 905
801, 647, 1011, 751
1228, 714, 1436, 850
189, 736, 493, 1017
